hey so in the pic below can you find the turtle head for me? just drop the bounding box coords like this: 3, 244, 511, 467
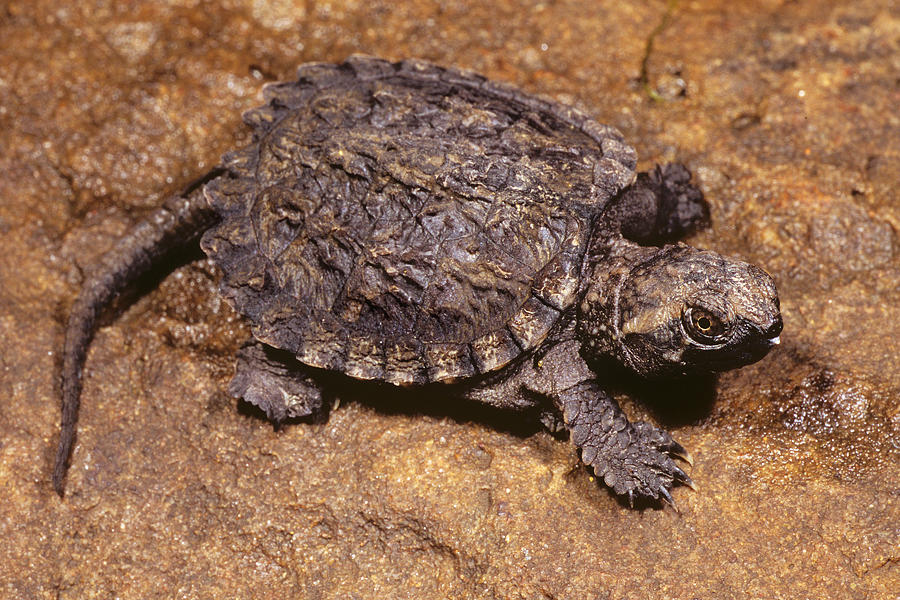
579, 244, 782, 377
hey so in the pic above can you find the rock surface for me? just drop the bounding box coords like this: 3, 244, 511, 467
0, 0, 897, 598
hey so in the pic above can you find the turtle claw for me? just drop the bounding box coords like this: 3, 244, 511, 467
672, 465, 698, 491
667, 441, 694, 467
634, 422, 693, 466
658, 486, 678, 512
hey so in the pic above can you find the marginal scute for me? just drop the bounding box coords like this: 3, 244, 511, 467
295, 62, 341, 85
593, 157, 636, 198
384, 340, 427, 385
262, 81, 304, 106
344, 336, 385, 380
580, 119, 626, 146
399, 58, 443, 80
478, 78, 522, 104
533, 263, 578, 310
242, 106, 279, 132
469, 329, 522, 373
203, 174, 255, 213
424, 343, 475, 382
601, 137, 637, 171
532, 219, 586, 311
293, 318, 347, 372
346, 54, 396, 80
440, 65, 487, 88
220, 146, 259, 175
507, 296, 560, 349
201, 217, 267, 292
548, 103, 587, 130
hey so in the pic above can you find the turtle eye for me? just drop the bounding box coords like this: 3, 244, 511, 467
682, 306, 729, 344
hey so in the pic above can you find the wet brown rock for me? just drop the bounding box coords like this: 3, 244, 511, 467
0, 0, 897, 598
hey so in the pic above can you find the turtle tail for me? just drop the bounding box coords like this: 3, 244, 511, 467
53, 168, 225, 496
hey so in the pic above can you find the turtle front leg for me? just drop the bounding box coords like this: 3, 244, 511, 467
487, 337, 694, 506
555, 381, 693, 506
614, 163, 709, 244
229, 342, 326, 424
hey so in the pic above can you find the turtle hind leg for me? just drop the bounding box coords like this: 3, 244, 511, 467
614, 163, 710, 245
229, 342, 327, 425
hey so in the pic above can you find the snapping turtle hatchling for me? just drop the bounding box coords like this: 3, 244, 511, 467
53, 56, 783, 505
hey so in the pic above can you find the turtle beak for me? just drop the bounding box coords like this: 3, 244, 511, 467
713, 314, 782, 369
763, 315, 783, 347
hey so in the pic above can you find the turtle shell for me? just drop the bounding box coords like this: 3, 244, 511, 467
200, 56, 637, 385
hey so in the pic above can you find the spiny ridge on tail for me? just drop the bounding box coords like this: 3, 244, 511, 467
53, 168, 224, 496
